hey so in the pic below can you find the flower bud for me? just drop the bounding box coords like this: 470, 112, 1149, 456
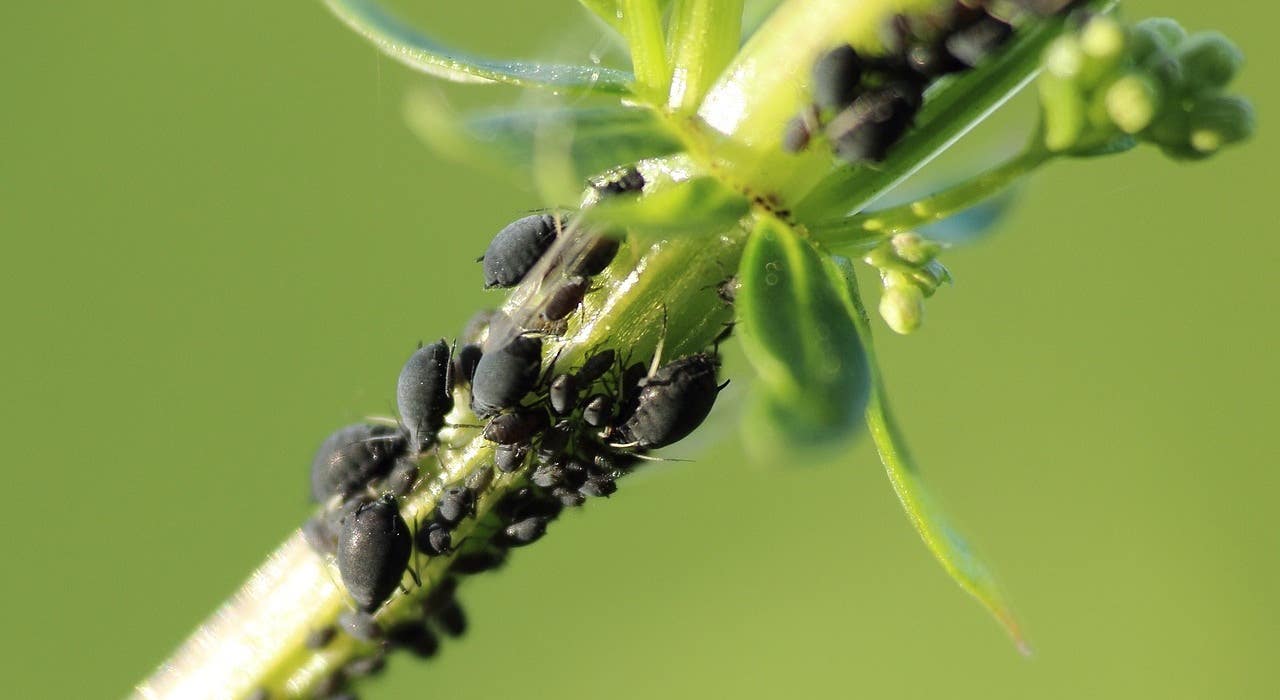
1039, 73, 1087, 152
890, 232, 940, 265
1044, 36, 1085, 80
1175, 31, 1244, 92
1128, 18, 1187, 63
1106, 73, 1161, 134
879, 284, 925, 335
1188, 95, 1255, 154
1079, 16, 1126, 83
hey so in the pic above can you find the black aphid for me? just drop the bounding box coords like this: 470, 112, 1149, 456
552, 486, 586, 508
387, 621, 439, 658
396, 340, 454, 453
594, 167, 645, 197
482, 409, 547, 445
422, 576, 459, 613
417, 521, 452, 556
494, 443, 527, 473
503, 517, 549, 547
386, 460, 419, 498
536, 423, 573, 463
339, 610, 383, 643
827, 82, 923, 164
454, 343, 483, 386
579, 473, 617, 498
782, 114, 814, 153
582, 393, 614, 428
338, 494, 413, 612
482, 213, 561, 289
540, 275, 590, 322
812, 44, 864, 112
530, 462, 566, 489
620, 353, 724, 449
312, 673, 346, 700
549, 373, 579, 415
450, 550, 506, 575
470, 335, 543, 418
435, 486, 475, 526
343, 651, 386, 678
616, 361, 650, 424
310, 424, 406, 503
944, 15, 1013, 67
432, 601, 468, 638
569, 235, 622, 277
465, 465, 494, 493
306, 625, 337, 650
575, 348, 617, 385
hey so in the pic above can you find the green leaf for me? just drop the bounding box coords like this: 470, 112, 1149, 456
582, 173, 749, 241
620, 0, 671, 99
403, 92, 682, 200
325, 0, 634, 94
736, 216, 870, 455
666, 0, 744, 113
828, 257, 1031, 654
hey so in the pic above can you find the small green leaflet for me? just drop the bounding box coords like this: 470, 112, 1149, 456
326, 0, 635, 94
736, 216, 869, 453
829, 256, 1031, 654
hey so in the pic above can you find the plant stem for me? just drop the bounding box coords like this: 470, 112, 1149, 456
809, 148, 1052, 248
621, 0, 672, 99
666, 0, 745, 114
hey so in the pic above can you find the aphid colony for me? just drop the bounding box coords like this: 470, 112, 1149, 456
784, 0, 1081, 162
294, 168, 726, 698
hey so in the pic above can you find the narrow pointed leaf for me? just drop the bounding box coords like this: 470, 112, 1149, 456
326, 0, 634, 94
620, 0, 671, 98
666, 0, 744, 113
404, 92, 682, 196
829, 257, 1030, 654
736, 217, 870, 455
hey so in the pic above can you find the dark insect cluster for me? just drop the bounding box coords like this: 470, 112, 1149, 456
294, 190, 729, 699
784, 0, 1081, 163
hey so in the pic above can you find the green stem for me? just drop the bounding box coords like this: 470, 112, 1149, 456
621, 0, 671, 99
809, 148, 1052, 249
666, 0, 745, 114
134, 176, 741, 700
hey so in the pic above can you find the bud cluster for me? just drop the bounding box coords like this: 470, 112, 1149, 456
864, 232, 951, 335
1039, 15, 1253, 159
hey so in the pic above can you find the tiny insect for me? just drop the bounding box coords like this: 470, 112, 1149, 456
552, 486, 586, 508
432, 600, 468, 638
343, 650, 387, 678
493, 443, 528, 473
435, 486, 475, 526
574, 348, 616, 385
453, 343, 483, 386
503, 516, 549, 547
593, 166, 645, 197
578, 473, 617, 499
481, 213, 562, 289
339, 610, 383, 643
812, 44, 864, 113
536, 423, 573, 463
338, 494, 415, 612
306, 625, 337, 650
619, 353, 726, 449
387, 621, 439, 658
385, 460, 419, 497
944, 14, 1013, 68
396, 340, 454, 453
581, 393, 614, 428
826, 82, 923, 164
417, 521, 453, 556
310, 424, 406, 503
539, 275, 590, 322
482, 409, 547, 446
548, 373, 579, 415
530, 461, 566, 489
470, 335, 543, 418
568, 235, 621, 277
782, 113, 814, 153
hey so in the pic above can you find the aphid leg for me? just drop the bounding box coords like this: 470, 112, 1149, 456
647, 307, 670, 378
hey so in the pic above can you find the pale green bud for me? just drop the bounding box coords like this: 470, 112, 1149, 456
1045, 36, 1085, 80
1106, 73, 1161, 134
1176, 31, 1244, 92
1039, 73, 1087, 152
879, 284, 925, 335
1129, 18, 1187, 63
890, 232, 941, 265
1081, 16, 1126, 62
1188, 95, 1255, 153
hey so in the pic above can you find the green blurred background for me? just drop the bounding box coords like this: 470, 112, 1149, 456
2, 1, 1274, 698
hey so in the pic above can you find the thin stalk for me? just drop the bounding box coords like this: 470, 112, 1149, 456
809, 148, 1052, 248
621, 0, 672, 99
666, 0, 745, 114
